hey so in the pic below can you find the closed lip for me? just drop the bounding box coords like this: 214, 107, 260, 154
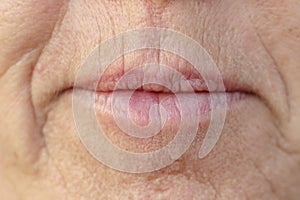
70, 48, 258, 159
72, 52, 254, 133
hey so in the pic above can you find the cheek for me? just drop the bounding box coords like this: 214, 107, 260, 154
245, 0, 300, 148
0, 54, 44, 171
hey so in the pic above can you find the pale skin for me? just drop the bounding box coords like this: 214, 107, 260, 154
1, 0, 300, 199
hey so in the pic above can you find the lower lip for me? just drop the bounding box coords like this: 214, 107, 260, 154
73, 90, 246, 151
94, 90, 238, 126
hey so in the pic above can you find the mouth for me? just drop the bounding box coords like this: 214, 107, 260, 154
72, 49, 252, 155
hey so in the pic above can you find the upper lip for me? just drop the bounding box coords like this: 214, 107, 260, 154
74, 52, 252, 95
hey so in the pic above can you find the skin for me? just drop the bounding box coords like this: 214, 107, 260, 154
0, 0, 300, 199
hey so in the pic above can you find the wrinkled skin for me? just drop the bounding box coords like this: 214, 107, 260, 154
1, 0, 300, 199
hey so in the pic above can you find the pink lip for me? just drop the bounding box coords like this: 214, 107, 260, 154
73, 53, 252, 142
93, 90, 245, 127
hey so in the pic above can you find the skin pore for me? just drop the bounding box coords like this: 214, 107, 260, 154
1, 0, 300, 199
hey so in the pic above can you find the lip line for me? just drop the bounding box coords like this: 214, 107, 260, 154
75, 72, 256, 94
73, 76, 256, 95
71, 87, 253, 110
73, 86, 253, 95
